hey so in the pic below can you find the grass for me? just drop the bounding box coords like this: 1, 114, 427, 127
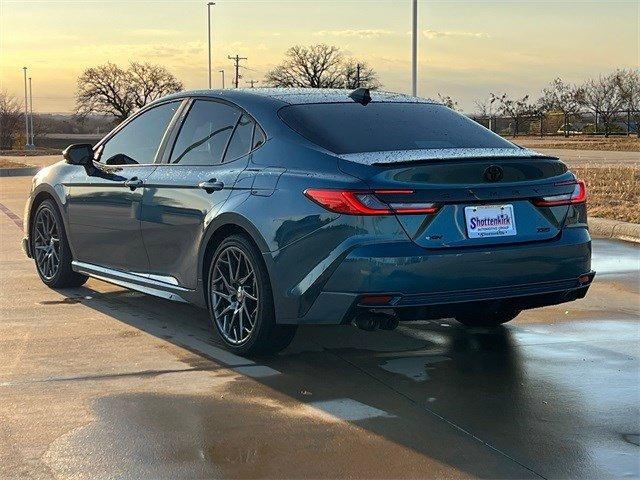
513, 135, 640, 152
0, 159, 30, 169
572, 164, 640, 223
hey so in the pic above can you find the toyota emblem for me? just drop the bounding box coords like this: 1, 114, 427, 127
484, 165, 504, 182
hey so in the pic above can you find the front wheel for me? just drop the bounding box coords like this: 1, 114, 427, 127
207, 234, 296, 356
455, 308, 521, 327
31, 199, 88, 288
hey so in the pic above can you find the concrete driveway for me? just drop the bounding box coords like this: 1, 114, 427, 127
0, 168, 638, 479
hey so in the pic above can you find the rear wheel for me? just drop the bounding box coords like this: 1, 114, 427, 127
207, 234, 296, 356
455, 308, 520, 327
31, 199, 88, 288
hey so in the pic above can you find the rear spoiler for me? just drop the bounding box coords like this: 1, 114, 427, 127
338, 148, 550, 166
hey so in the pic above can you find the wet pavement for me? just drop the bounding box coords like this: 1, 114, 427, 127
0, 171, 639, 479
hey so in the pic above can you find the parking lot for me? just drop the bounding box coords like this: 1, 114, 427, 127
1, 165, 638, 479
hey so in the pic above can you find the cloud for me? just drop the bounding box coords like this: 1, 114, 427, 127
314, 29, 395, 39
422, 29, 490, 39
131, 29, 181, 37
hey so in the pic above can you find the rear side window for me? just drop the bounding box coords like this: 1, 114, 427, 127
224, 114, 254, 162
170, 100, 240, 165
252, 124, 266, 149
278, 102, 516, 155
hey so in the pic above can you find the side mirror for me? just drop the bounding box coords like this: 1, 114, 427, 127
63, 144, 94, 166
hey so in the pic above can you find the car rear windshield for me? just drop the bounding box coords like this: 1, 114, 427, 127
278, 102, 516, 154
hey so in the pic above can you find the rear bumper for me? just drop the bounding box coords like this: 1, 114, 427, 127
288, 228, 593, 325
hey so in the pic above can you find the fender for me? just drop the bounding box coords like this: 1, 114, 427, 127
195, 211, 274, 308
26, 182, 75, 252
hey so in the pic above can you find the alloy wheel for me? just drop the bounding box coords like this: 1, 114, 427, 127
210, 246, 259, 345
33, 207, 61, 280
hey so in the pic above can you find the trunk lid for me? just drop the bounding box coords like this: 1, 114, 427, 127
338, 150, 576, 249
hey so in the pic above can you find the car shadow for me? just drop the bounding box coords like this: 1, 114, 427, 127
50, 282, 625, 479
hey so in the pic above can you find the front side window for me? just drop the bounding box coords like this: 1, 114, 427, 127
99, 101, 179, 165
223, 114, 255, 162
170, 100, 240, 165
278, 102, 516, 155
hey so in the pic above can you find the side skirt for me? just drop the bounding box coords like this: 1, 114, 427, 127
71, 261, 193, 303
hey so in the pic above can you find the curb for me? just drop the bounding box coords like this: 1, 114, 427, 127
589, 217, 640, 244
0, 166, 40, 177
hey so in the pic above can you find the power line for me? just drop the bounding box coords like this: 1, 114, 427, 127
227, 55, 247, 89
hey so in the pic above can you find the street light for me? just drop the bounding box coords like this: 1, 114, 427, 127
412, 0, 417, 96
22, 67, 30, 150
219, 69, 225, 89
207, 2, 215, 89
28, 77, 35, 149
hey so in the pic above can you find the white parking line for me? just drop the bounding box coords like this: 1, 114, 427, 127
309, 398, 396, 421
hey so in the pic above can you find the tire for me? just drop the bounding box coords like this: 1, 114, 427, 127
207, 234, 296, 356
455, 308, 521, 327
31, 199, 88, 288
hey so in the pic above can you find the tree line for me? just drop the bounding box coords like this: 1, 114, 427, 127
465, 70, 639, 137
1, 43, 637, 149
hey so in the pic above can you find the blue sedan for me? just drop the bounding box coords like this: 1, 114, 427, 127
22, 88, 594, 354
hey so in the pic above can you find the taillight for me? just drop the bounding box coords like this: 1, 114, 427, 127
304, 189, 439, 215
533, 180, 587, 207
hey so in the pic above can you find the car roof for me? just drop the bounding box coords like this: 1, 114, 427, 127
157, 88, 435, 108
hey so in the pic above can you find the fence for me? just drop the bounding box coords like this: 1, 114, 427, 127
472, 110, 638, 137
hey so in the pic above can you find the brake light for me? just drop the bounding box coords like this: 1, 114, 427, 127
533, 180, 587, 207
304, 189, 439, 215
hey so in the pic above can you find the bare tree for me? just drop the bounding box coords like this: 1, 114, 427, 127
473, 96, 498, 131
491, 93, 534, 137
539, 77, 583, 137
0, 91, 24, 150
437, 94, 460, 111
343, 59, 381, 89
265, 44, 381, 89
579, 73, 624, 137
616, 68, 640, 137
128, 62, 184, 109
76, 62, 183, 121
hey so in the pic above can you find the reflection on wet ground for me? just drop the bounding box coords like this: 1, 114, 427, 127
48, 278, 638, 479
591, 238, 640, 291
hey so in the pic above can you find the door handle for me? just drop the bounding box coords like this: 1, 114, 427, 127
198, 179, 225, 193
124, 178, 144, 190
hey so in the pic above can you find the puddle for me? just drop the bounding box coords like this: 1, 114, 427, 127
591, 239, 640, 275
380, 356, 450, 382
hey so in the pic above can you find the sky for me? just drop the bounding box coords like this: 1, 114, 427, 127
1, 0, 638, 113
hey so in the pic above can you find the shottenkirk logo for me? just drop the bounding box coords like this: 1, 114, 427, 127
484, 165, 504, 182
469, 213, 512, 230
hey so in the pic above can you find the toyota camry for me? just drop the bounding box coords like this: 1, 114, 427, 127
22, 88, 594, 354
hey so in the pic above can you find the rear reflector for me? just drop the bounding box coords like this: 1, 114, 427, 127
359, 295, 395, 306
533, 180, 587, 207
304, 189, 439, 215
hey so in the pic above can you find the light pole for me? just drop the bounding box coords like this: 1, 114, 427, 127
28, 77, 35, 148
207, 2, 215, 88
22, 67, 30, 150
219, 69, 225, 89
412, 0, 418, 96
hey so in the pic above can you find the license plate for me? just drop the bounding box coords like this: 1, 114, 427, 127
465, 204, 517, 239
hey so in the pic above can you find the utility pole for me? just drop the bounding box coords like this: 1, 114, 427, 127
219, 70, 225, 89
28, 77, 35, 148
246, 79, 258, 88
356, 63, 361, 88
411, 0, 418, 96
227, 55, 247, 88
207, 2, 215, 88
22, 67, 30, 150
